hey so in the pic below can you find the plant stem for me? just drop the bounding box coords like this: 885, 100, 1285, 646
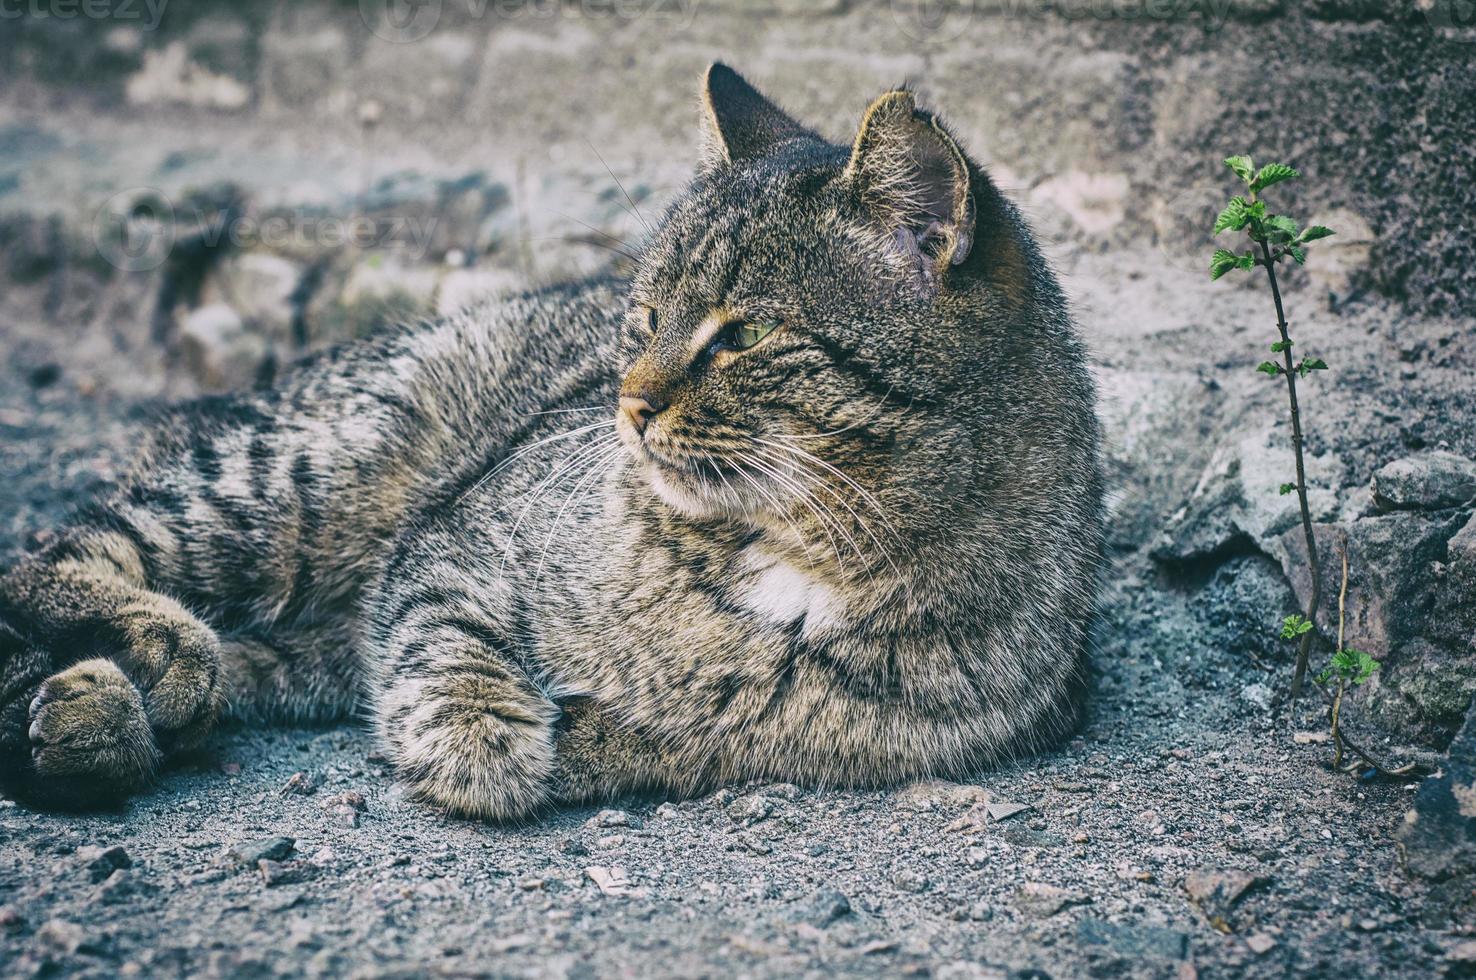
1331, 542, 1349, 769
1331, 679, 1345, 769
1259, 238, 1322, 702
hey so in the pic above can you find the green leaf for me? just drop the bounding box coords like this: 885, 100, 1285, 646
1251, 163, 1300, 192
1325, 648, 1382, 684
1349, 649, 1381, 684
1297, 356, 1329, 377
1264, 214, 1300, 243
1210, 248, 1240, 280
1298, 225, 1335, 243
1289, 246, 1308, 265
1246, 200, 1267, 220
1280, 614, 1315, 640
1271, 340, 1292, 353
1236, 253, 1256, 270
1213, 197, 1251, 235
1257, 361, 1282, 376
1279, 482, 1297, 495
1225, 155, 1255, 184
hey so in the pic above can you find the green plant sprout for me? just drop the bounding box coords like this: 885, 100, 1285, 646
1209, 155, 1333, 702
1209, 158, 1419, 777
1319, 545, 1397, 772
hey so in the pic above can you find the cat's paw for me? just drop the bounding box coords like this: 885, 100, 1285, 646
110, 598, 224, 749
379, 672, 558, 822
22, 658, 159, 808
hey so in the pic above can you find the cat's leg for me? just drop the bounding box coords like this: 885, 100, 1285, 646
217, 618, 364, 726
0, 529, 221, 806
365, 532, 561, 820
370, 623, 559, 820
1, 400, 408, 806
550, 698, 701, 806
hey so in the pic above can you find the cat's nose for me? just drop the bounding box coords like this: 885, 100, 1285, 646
619, 393, 668, 435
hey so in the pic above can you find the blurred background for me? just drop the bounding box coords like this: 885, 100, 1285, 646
2, 3, 1476, 967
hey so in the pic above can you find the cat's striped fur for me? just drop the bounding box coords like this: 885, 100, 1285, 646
0, 66, 1102, 819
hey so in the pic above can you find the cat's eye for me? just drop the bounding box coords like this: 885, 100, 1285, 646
721, 320, 779, 352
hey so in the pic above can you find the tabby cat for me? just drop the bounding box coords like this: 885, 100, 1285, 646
0, 65, 1102, 819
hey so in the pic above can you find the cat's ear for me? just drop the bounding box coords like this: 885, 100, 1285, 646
699, 63, 816, 170
844, 89, 976, 273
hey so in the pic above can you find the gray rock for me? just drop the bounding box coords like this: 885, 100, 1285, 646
206, 252, 301, 339
177, 303, 271, 392
1015, 882, 1089, 918
895, 779, 991, 812
1449, 512, 1476, 565
77, 844, 131, 884
258, 858, 317, 887
892, 868, 931, 893
33, 918, 85, 957
1371, 451, 1476, 512
1153, 422, 1340, 565
1076, 917, 1189, 961
93, 869, 157, 906
1274, 510, 1464, 658
727, 795, 776, 826
1304, 207, 1375, 303
229, 837, 296, 865
588, 809, 640, 829
340, 257, 440, 310
1398, 705, 1476, 881
789, 888, 851, 928
280, 770, 319, 796
1183, 869, 1265, 932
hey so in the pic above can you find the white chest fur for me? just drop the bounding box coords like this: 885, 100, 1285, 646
732, 546, 849, 639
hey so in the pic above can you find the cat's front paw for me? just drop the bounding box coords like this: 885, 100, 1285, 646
379, 672, 558, 822
18, 658, 159, 808
110, 598, 224, 749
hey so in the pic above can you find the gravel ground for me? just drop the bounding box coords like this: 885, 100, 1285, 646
1, 253, 1466, 979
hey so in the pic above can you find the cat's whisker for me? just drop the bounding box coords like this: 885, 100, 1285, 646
532, 443, 626, 587
549, 211, 644, 258
527, 406, 611, 417
738, 451, 861, 575
716, 458, 820, 571
530, 235, 641, 263
754, 439, 900, 537
751, 447, 908, 603
745, 449, 900, 606
586, 139, 655, 237
497, 433, 622, 585
458, 419, 617, 505
750, 445, 903, 583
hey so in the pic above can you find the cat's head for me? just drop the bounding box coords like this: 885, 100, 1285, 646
615, 64, 1055, 554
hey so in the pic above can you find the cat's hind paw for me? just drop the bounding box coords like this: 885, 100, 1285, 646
10, 658, 159, 809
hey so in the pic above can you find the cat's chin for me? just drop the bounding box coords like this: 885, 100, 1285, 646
642, 459, 756, 521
